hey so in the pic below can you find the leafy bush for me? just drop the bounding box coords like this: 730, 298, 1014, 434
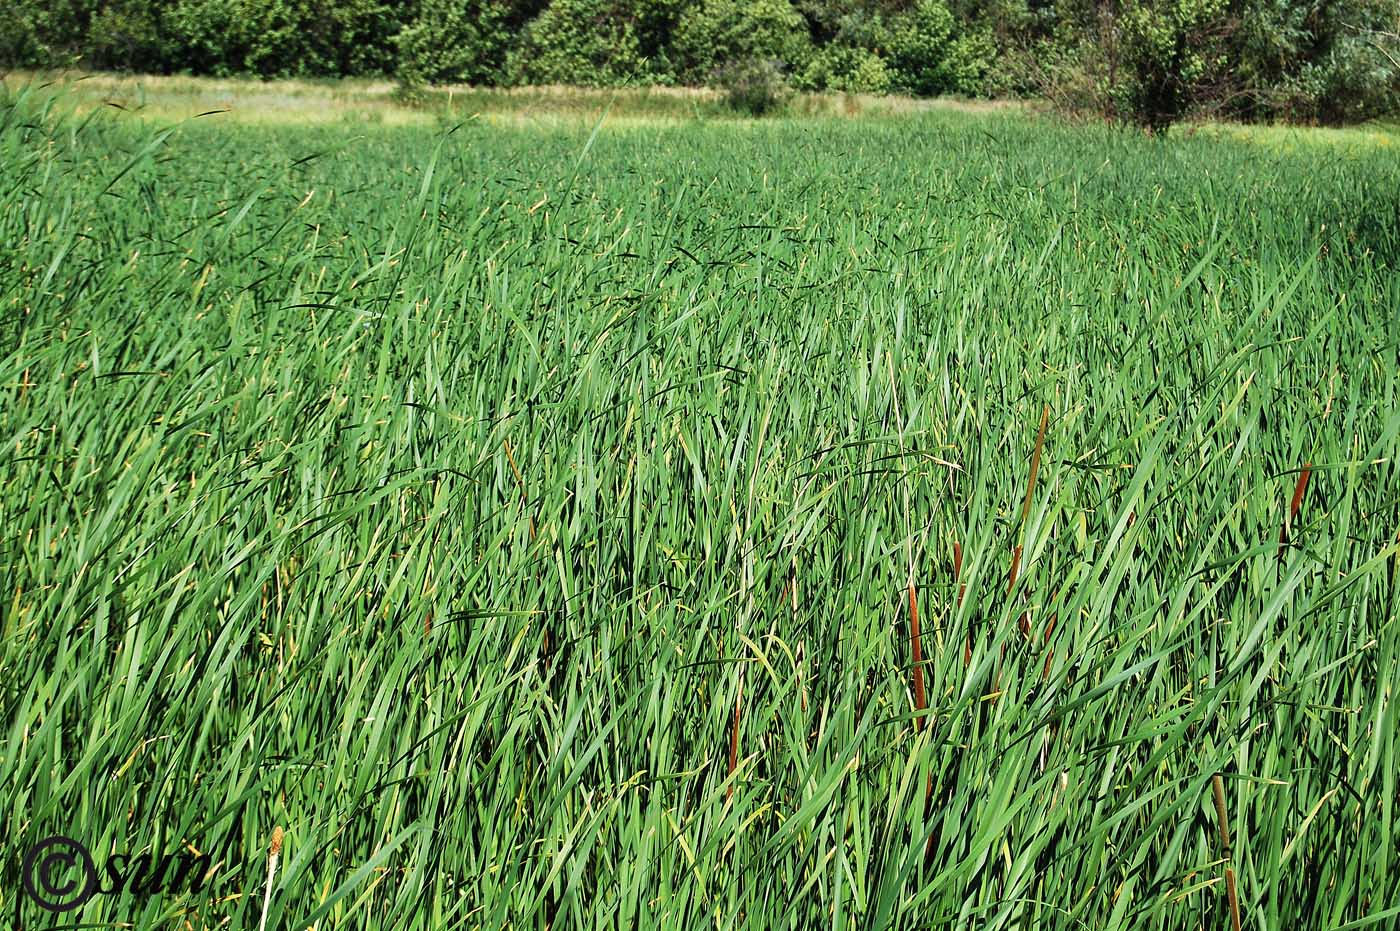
715, 56, 792, 113
886, 0, 955, 95
294, 0, 406, 76
506, 0, 651, 86
162, 0, 257, 76
83, 1, 172, 73
1016, 0, 1238, 132
798, 45, 891, 93
887, 0, 993, 96
1116, 0, 1235, 132
397, 0, 513, 86
671, 0, 812, 83
1237, 0, 1400, 124
0, 1, 59, 68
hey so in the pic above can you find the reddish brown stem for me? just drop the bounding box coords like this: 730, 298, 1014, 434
1017, 405, 1049, 641
1041, 612, 1058, 680
1022, 404, 1050, 528
506, 437, 550, 672
1278, 463, 1312, 553
1008, 545, 1028, 638
955, 541, 971, 666
909, 581, 926, 731
727, 675, 743, 801
922, 770, 936, 867
1225, 867, 1241, 931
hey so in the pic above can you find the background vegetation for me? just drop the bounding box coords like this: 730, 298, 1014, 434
2, 0, 1399, 128
3, 80, 1399, 929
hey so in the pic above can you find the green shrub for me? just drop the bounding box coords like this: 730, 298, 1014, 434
0, 1, 58, 68
714, 56, 792, 113
164, 0, 287, 77
506, 0, 651, 86
886, 0, 956, 95
790, 0, 994, 98
1020, 0, 1238, 132
1118, 0, 1235, 132
83, 1, 173, 73
1237, 0, 1400, 124
296, 0, 407, 76
798, 45, 890, 93
671, 0, 812, 83
397, 0, 512, 86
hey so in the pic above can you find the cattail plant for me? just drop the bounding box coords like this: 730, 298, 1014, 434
1006, 545, 1025, 636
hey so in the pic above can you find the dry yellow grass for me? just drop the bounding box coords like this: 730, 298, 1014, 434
6, 68, 1027, 126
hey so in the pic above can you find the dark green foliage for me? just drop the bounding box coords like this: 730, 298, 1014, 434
788, 3, 887, 91
714, 55, 793, 112
396, 0, 513, 86
0, 0, 410, 77
0, 0, 1395, 122
1021, 0, 1400, 128
798, 44, 891, 92
1234, 0, 1400, 123
671, 0, 813, 83
0, 1, 64, 68
295, 0, 408, 76
887, 0, 994, 95
163, 0, 408, 77
1117, 0, 1238, 133
505, 0, 653, 86
162, 0, 306, 77
84, 1, 173, 73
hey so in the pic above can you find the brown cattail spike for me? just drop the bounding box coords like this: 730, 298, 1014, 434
1041, 611, 1058, 680
1225, 867, 1241, 931
1211, 775, 1241, 931
1211, 775, 1231, 852
270, 826, 283, 858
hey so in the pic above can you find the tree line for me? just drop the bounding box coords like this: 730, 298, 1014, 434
4, 0, 1398, 129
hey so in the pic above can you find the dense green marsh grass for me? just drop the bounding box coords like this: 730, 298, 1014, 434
2, 85, 1398, 929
